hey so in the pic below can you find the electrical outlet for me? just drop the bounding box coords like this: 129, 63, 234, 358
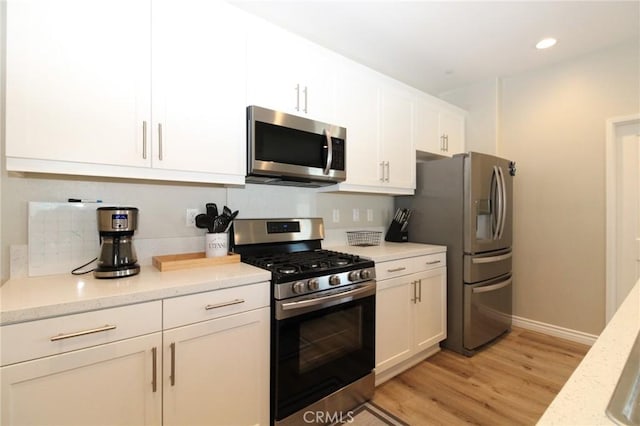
332, 209, 340, 223
186, 209, 199, 227
353, 208, 360, 222
367, 209, 374, 222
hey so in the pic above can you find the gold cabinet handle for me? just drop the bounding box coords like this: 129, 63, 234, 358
151, 347, 158, 393
142, 121, 148, 159
387, 267, 406, 273
50, 324, 116, 341
158, 123, 163, 161
169, 342, 176, 386
303, 85, 308, 114
205, 299, 245, 310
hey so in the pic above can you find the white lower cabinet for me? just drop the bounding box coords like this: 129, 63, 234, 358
0, 283, 271, 426
1, 333, 162, 426
162, 307, 270, 426
0, 301, 163, 426
375, 253, 447, 384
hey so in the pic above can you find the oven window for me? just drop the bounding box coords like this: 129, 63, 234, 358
299, 306, 362, 374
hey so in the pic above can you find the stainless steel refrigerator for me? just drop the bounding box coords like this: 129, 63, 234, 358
396, 152, 515, 356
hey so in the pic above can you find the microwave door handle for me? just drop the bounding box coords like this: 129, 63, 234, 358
323, 129, 333, 175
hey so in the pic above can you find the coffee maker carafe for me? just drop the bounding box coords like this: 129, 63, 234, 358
95, 207, 140, 278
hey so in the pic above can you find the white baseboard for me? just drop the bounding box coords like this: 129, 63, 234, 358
512, 315, 598, 346
374, 344, 441, 386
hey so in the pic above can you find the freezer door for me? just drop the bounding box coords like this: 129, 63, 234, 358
463, 274, 512, 351
464, 248, 512, 284
463, 153, 513, 254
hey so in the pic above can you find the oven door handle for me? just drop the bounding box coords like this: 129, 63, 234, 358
280, 283, 375, 314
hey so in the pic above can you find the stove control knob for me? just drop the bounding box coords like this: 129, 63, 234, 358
308, 278, 320, 291
360, 269, 372, 280
329, 275, 341, 286
348, 270, 361, 281
292, 281, 306, 294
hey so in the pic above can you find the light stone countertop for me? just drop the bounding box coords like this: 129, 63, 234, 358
537, 279, 640, 425
0, 263, 270, 326
327, 242, 447, 263
0, 241, 443, 326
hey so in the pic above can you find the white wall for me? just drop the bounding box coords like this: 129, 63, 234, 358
439, 40, 640, 335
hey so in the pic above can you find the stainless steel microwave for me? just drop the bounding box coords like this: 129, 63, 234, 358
246, 106, 346, 187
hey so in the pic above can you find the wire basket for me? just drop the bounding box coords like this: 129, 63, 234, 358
346, 231, 382, 247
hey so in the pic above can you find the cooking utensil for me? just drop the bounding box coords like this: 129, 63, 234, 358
206, 203, 218, 218
223, 211, 239, 232
195, 213, 210, 229
212, 216, 228, 233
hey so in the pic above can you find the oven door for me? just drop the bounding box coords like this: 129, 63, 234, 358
273, 282, 375, 422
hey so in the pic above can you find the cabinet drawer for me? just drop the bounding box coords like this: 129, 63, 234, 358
376, 252, 446, 281
1, 301, 161, 366
409, 252, 447, 272
163, 282, 270, 329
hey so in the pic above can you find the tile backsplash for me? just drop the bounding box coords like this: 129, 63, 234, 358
3, 176, 394, 280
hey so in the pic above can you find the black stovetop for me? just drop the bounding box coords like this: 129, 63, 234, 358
241, 249, 374, 284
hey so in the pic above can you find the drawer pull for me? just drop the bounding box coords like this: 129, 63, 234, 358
387, 267, 406, 273
426, 260, 441, 265
205, 299, 245, 310
50, 324, 116, 342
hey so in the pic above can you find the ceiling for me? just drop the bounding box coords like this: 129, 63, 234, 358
231, 1, 640, 95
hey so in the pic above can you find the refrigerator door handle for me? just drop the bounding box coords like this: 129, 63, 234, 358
472, 278, 512, 294
497, 166, 508, 240
491, 166, 503, 240
471, 252, 512, 264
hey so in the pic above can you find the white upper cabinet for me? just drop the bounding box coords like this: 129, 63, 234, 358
6, 0, 246, 185
151, 0, 246, 178
323, 63, 415, 195
246, 17, 336, 123
333, 63, 382, 189
437, 108, 465, 155
414, 95, 466, 157
379, 82, 415, 191
6, 0, 151, 168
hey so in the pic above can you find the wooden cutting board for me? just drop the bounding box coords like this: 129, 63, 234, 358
152, 252, 240, 272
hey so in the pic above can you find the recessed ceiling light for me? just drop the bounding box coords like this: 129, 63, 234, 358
536, 38, 557, 49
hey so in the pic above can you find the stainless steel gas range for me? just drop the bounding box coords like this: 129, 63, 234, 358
232, 218, 376, 426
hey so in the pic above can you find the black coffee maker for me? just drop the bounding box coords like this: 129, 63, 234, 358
94, 207, 140, 278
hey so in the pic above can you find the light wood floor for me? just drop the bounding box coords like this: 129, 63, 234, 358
372, 327, 590, 426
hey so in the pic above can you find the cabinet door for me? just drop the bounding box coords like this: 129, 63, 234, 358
163, 308, 269, 426
375, 276, 413, 373
6, 0, 151, 168
0, 333, 161, 426
151, 0, 246, 177
380, 84, 415, 190
414, 97, 443, 154
335, 63, 382, 188
439, 109, 466, 156
413, 267, 447, 351
246, 18, 335, 122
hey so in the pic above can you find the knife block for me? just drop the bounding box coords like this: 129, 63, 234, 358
385, 220, 408, 242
